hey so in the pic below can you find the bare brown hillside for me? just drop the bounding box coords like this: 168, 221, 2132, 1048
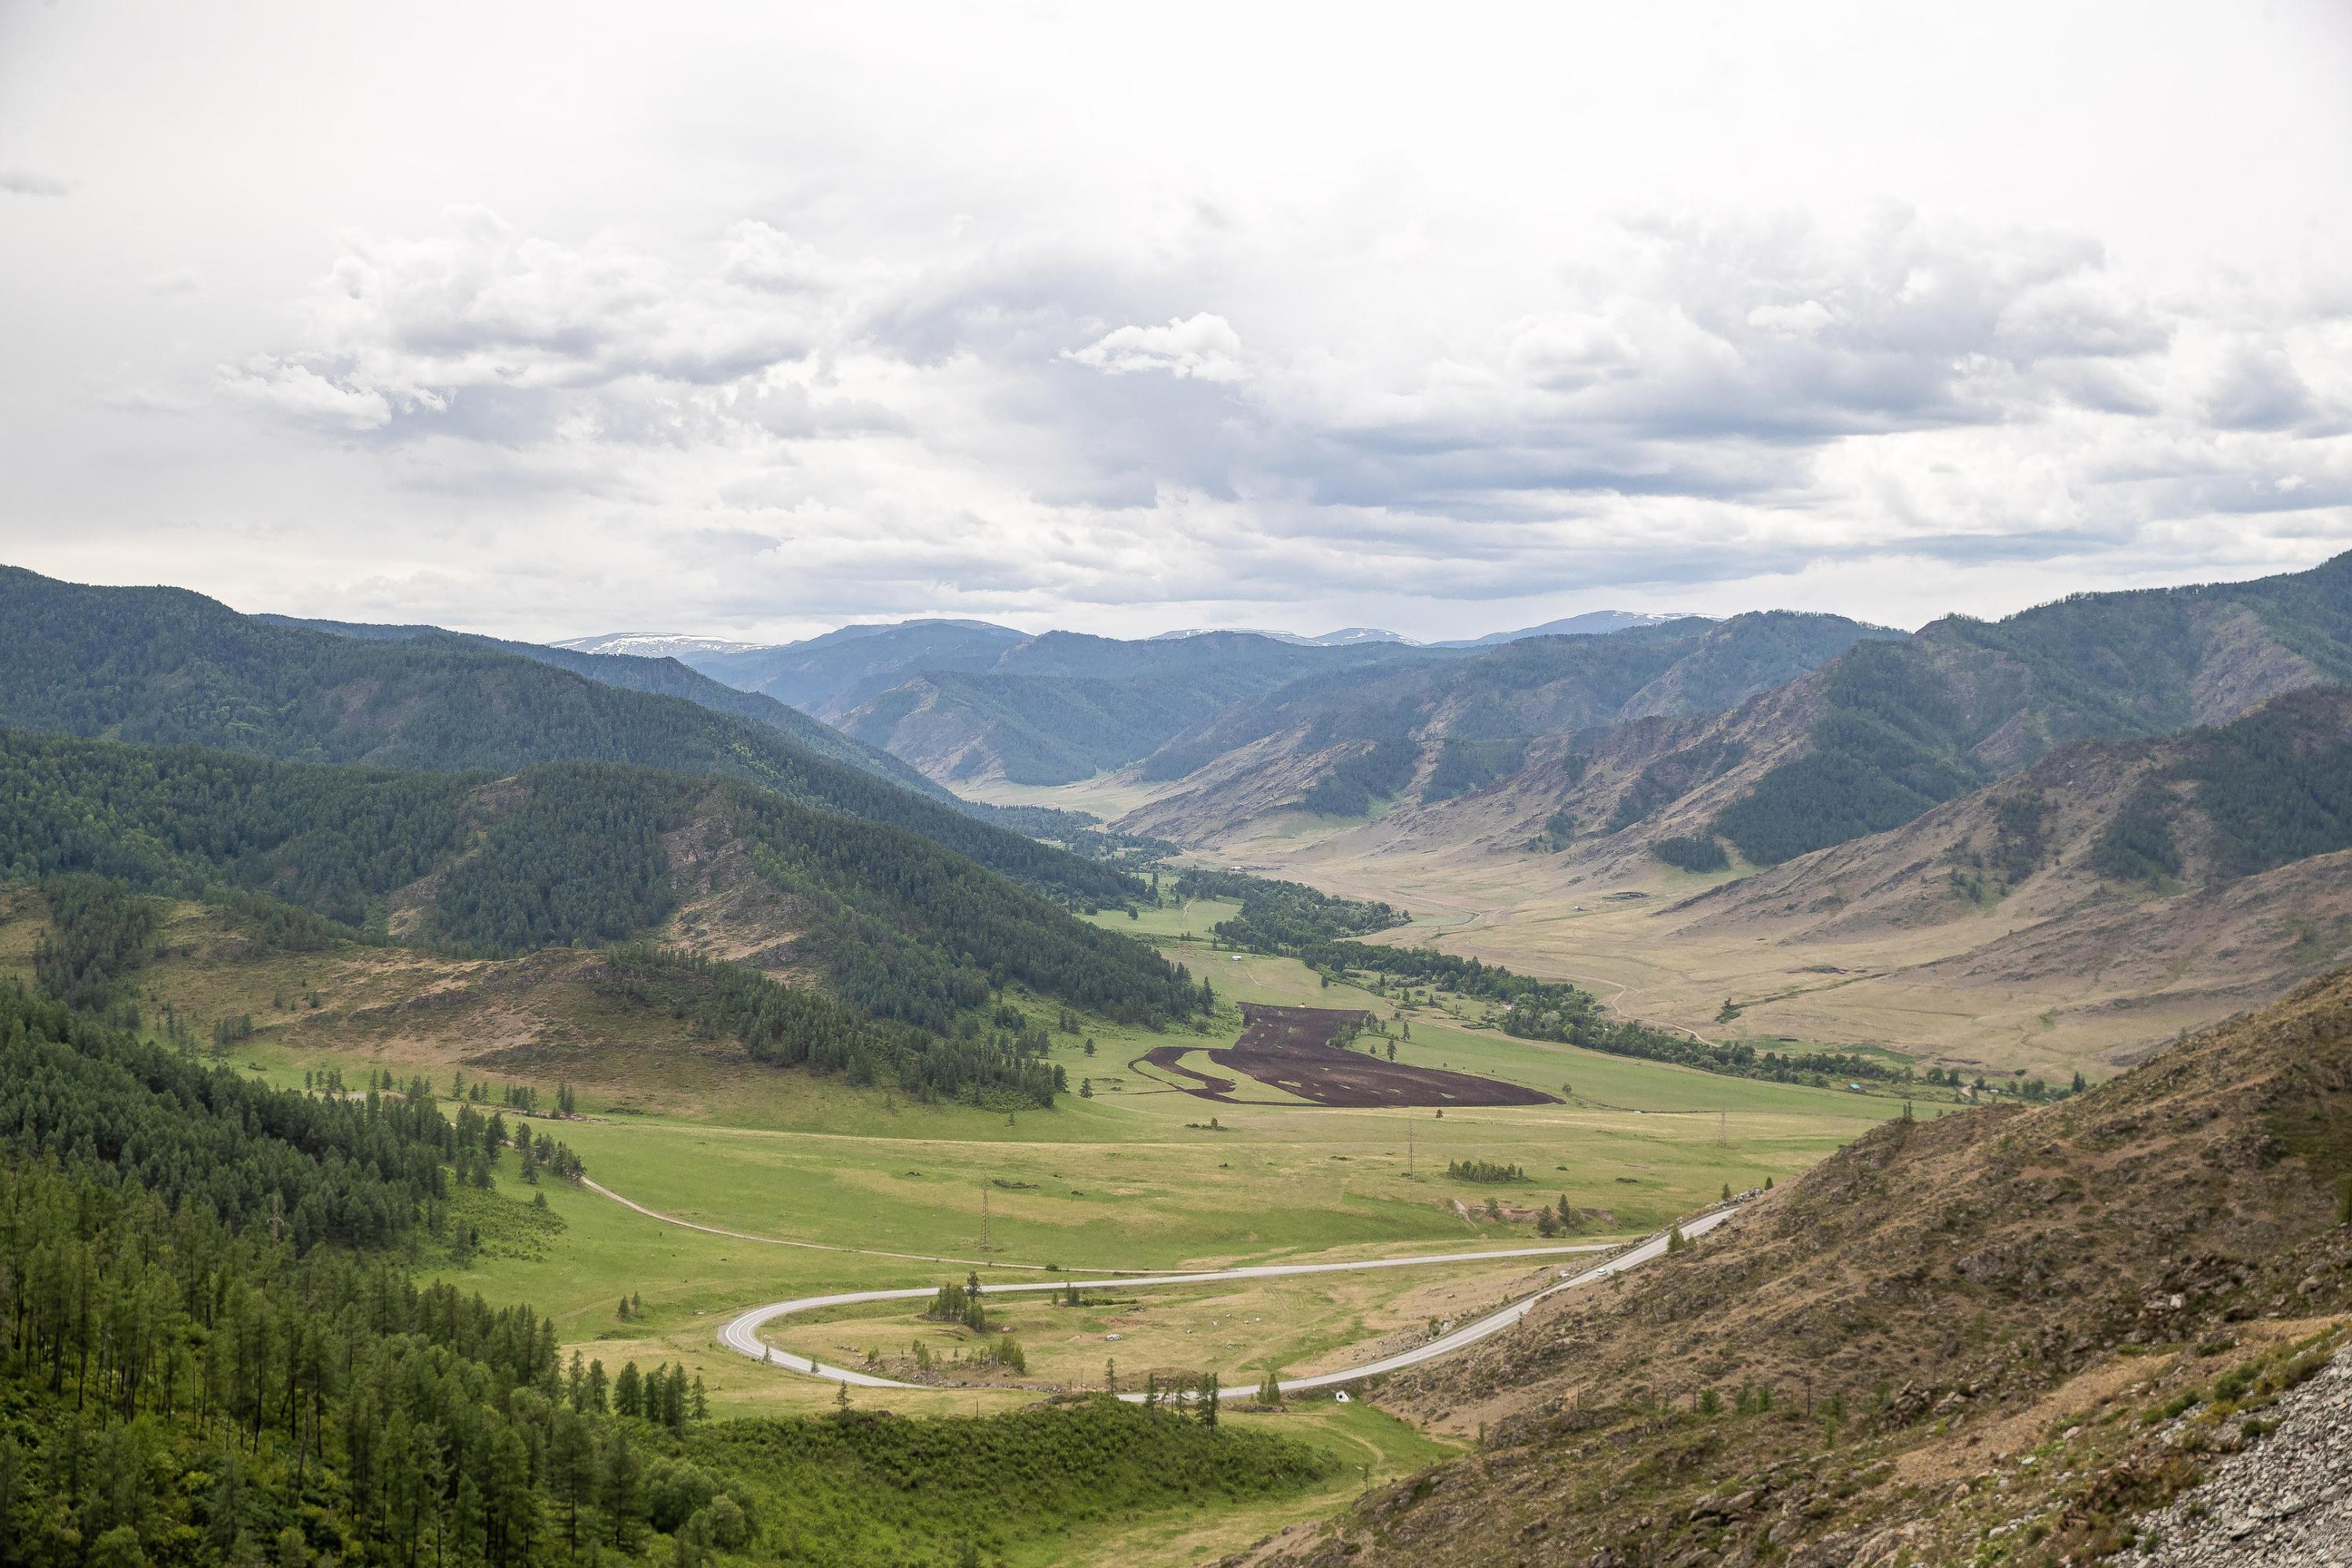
1257, 970, 2352, 1568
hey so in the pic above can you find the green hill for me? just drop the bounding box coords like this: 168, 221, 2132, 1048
0, 728, 1207, 1040
0, 566, 1127, 906
263, 612, 953, 800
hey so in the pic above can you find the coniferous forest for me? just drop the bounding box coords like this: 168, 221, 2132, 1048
0, 726, 1207, 1109
0, 978, 1335, 1566
0, 568, 1132, 909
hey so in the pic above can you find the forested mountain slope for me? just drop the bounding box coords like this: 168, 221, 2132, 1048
837, 630, 1439, 786
0, 728, 1206, 1044
1269, 967, 2352, 1568
0, 567, 1127, 904
1699, 551, 2352, 866
1120, 612, 1889, 842
264, 612, 950, 800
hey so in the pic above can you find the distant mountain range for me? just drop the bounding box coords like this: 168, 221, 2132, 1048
561, 608, 1711, 679
537, 608, 1726, 788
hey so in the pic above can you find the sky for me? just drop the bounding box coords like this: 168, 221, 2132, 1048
3, 1, 2350, 644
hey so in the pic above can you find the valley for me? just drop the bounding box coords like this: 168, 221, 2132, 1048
1, 559, 2345, 1568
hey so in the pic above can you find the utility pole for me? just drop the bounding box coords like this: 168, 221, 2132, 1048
1407, 1116, 1414, 1174
982, 1183, 991, 1253
1718, 1109, 1727, 1149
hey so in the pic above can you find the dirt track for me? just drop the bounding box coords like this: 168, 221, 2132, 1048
1148, 1004, 1559, 1109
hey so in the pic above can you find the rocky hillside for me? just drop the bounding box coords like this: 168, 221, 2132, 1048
1143, 554, 2352, 872
1261, 966, 2352, 1568
1120, 612, 1885, 843
1642, 687, 2352, 1062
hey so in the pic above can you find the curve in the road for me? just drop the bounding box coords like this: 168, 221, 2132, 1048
717, 1203, 1739, 1400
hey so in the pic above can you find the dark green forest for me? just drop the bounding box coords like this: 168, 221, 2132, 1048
0, 568, 1131, 908
1296, 737, 1419, 816
2088, 687, 2352, 884
259, 615, 949, 804
1649, 835, 1729, 873
0, 981, 1336, 1567
1168, 868, 1403, 947
0, 729, 1209, 1093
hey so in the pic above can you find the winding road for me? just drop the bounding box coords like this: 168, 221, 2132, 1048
711, 1203, 1739, 1400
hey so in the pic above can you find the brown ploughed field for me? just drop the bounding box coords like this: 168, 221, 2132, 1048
1148, 1004, 1559, 1109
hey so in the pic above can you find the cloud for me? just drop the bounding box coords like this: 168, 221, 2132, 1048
2204, 341, 2318, 432
192, 201, 2350, 637
217, 360, 393, 431
1065, 314, 1248, 382
0, 168, 71, 197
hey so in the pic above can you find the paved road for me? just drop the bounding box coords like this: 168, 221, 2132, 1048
716, 1204, 1738, 1399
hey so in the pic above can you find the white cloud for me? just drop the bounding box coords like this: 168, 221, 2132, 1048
1066, 314, 1248, 383
217, 360, 393, 431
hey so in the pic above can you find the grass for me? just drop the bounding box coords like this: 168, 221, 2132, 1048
3, 884, 1892, 1385
758, 1254, 1563, 1387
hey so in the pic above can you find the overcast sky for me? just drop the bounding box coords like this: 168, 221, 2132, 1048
3, 1, 2349, 643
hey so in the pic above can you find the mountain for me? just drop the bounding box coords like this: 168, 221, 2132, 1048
1696, 553, 2352, 866
1651, 685, 2352, 1070
0, 727, 1206, 1043
263, 614, 952, 800
1269, 965, 2352, 1568
551, 632, 773, 660
1430, 608, 1714, 647
686, 619, 1028, 719
1234, 553, 2352, 873
835, 630, 1440, 787
1120, 612, 1894, 843
0, 568, 1128, 906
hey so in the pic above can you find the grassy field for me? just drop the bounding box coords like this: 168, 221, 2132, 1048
757, 1254, 1566, 1388
0, 872, 1926, 1563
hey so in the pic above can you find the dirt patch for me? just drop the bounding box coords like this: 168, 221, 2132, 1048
1138, 1047, 1240, 1098
1158, 1004, 1558, 1109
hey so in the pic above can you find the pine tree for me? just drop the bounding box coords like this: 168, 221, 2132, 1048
599, 1432, 643, 1551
